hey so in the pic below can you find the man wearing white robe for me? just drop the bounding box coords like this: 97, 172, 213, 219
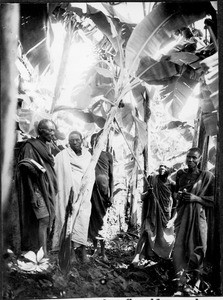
52, 131, 92, 261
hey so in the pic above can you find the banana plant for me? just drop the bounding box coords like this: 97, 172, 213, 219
125, 1, 217, 120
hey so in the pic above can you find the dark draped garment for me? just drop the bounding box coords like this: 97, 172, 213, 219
133, 175, 175, 260
88, 151, 113, 240
174, 169, 214, 270
15, 138, 57, 252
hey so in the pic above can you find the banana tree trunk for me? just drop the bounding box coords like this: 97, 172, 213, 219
1, 4, 19, 213
50, 26, 72, 113
218, 24, 223, 289
143, 90, 151, 191
129, 128, 139, 229
71, 106, 118, 236
192, 107, 202, 147
201, 135, 209, 170
212, 136, 221, 290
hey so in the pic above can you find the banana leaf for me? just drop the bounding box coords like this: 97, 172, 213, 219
160, 69, 198, 118
54, 106, 106, 128
136, 56, 180, 84
20, 4, 51, 74
70, 85, 93, 110
125, 2, 215, 73
86, 4, 134, 53
200, 52, 218, 94
86, 4, 119, 52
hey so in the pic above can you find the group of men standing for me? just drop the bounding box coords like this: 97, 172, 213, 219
132, 147, 214, 294
12, 118, 215, 294
14, 119, 113, 263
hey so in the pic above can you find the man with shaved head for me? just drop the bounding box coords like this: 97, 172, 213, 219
52, 130, 92, 262
173, 147, 214, 295
132, 161, 175, 266
16, 119, 57, 256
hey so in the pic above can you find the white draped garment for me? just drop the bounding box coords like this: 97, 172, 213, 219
52, 146, 92, 251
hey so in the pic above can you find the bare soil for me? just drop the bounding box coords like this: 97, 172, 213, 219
3, 230, 219, 299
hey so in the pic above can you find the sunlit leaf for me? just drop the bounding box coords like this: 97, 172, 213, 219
200, 52, 218, 94
23, 251, 37, 264
71, 85, 92, 110
87, 4, 119, 52
95, 66, 114, 79
125, 2, 214, 73
90, 85, 114, 101
136, 56, 179, 84
36, 247, 44, 263
54, 106, 106, 128
160, 70, 198, 118
36, 263, 49, 272
39, 258, 49, 264
17, 260, 37, 272
134, 116, 147, 149
169, 52, 200, 66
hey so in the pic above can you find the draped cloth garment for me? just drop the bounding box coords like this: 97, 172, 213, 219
15, 138, 57, 252
52, 146, 92, 251
134, 175, 175, 260
173, 169, 214, 271
88, 151, 113, 240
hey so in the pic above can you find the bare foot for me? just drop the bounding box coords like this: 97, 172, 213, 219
81, 254, 90, 263
92, 249, 100, 259
101, 254, 109, 263
71, 248, 78, 264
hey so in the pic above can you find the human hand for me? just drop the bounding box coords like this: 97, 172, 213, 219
31, 197, 39, 208
31, 190, 43, 208
182, 192, 200, 203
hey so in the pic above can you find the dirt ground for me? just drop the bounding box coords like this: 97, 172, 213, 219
2, 233, 173, 299
2, 192, 220, 299
2, 229, 219, 300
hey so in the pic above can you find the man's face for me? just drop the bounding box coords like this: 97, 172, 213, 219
39, 122, 56, 142
186, 150, 201, 170
158, 165, 168, 176
69, 133, 82, 153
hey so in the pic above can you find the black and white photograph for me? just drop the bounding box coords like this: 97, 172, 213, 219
1, 1, 222, 298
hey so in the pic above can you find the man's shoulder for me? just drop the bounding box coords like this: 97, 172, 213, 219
18, 138, 37, 154
55, 147, 68, 157
147, 174, 158, 186
81, 147, 92, 159
22, 137, 36, 146
200, 169, 214, 180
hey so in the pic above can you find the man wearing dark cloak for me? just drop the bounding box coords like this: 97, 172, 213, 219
88, 132, 114, 261
132, 163, 175, 266
16, 119, 57, 255
173, 147, 214, 294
